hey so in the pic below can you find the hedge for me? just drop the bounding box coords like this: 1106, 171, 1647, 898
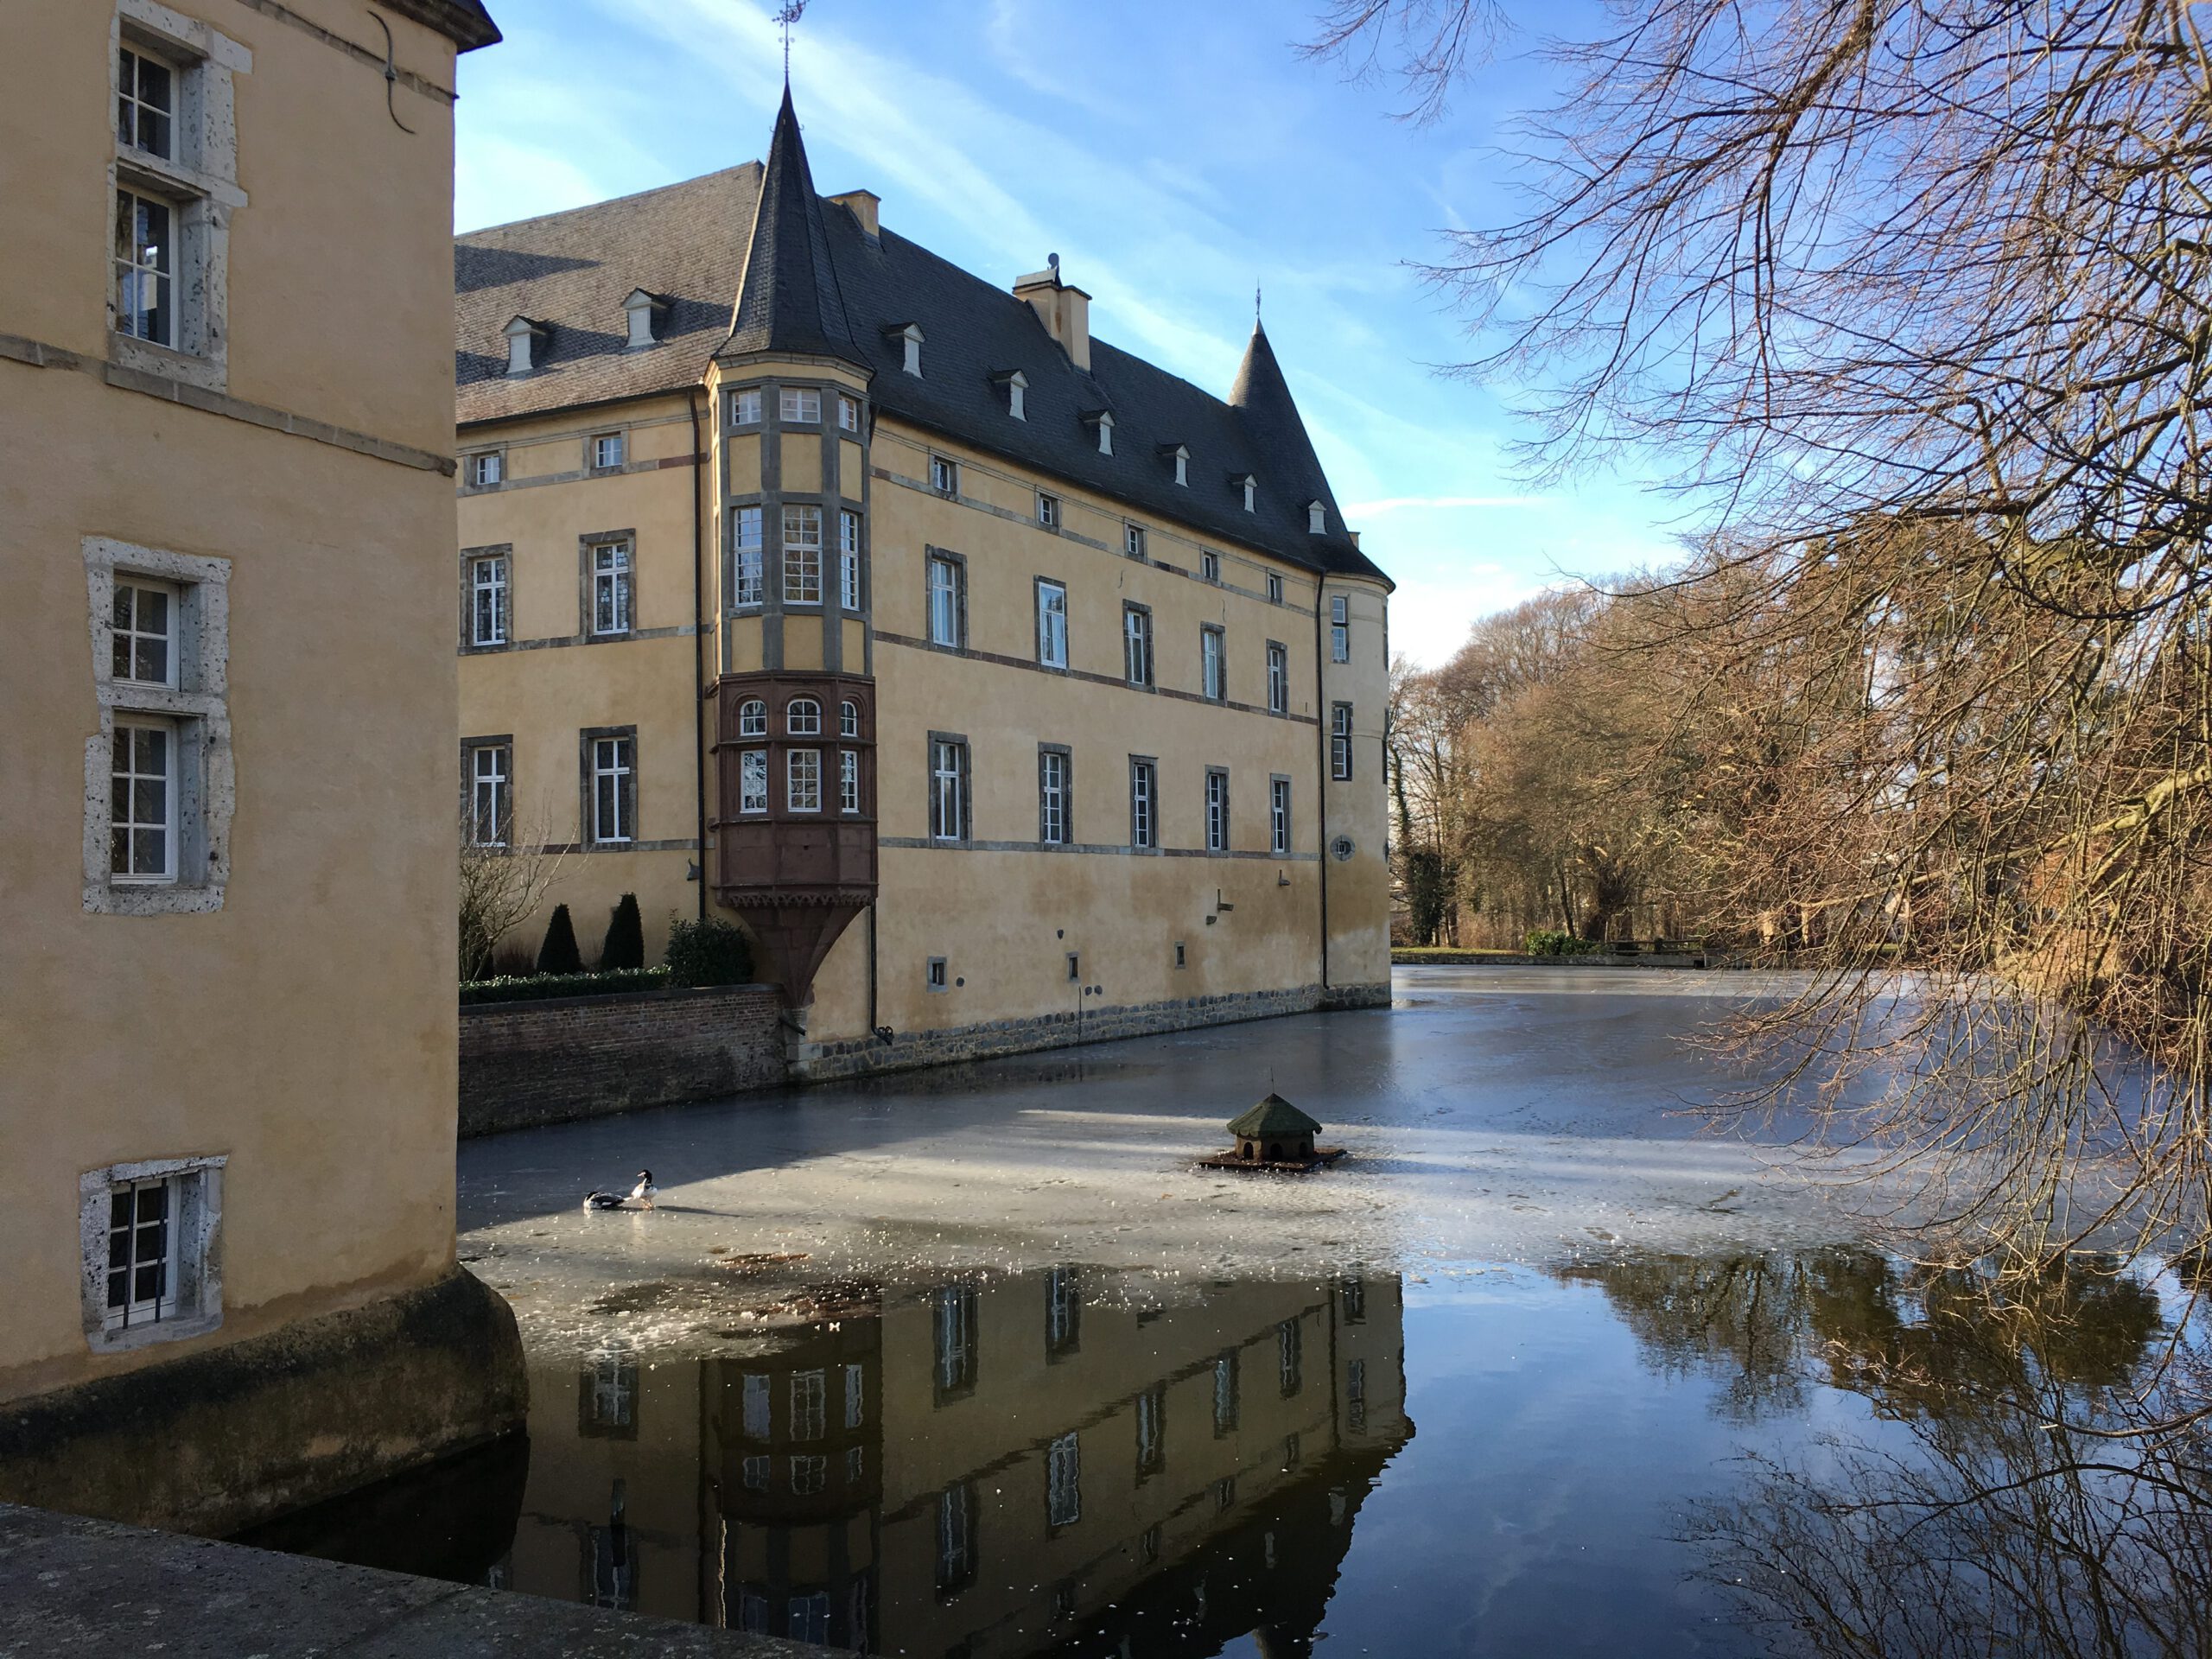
460, 966, 671, 1007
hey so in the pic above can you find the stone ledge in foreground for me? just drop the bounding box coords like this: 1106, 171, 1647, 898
0, 1503, 832, 1658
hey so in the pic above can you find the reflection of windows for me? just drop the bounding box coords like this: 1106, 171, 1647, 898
787, 1592, 830, 1643
741, 1455, 769, 1491
790, 1454, 828, 1495
584, 1481, 635, 1610
1135, 1385, 1166, 1481
782, 505, 823, 605
1046, 1431, 1081, 1529
1213, 1351, 1239, 1435
1279, 1318, 1303, 1396
933, 1282, 978, 1399
791, 1370, 826, 1440
735, 1587, 770, 1632
1283, 1432, 1301, 1471
741, 1373, 771, 1440
1341, 1274, 1367, 1325
846, 1445, 866, 1484
936, 1480, 976, 1598
1140, 1523, 1162, 1565
1215, 1475, 1236, 1513
1348, 1357, 1368, 1433
578, 1348, 638, 1438
1045, 1267, 1081, 1358
844, 1362, 865, 1427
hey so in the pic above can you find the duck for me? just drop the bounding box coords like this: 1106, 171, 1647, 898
628, 1170, 658, 1210
582, 1189, 624, 1211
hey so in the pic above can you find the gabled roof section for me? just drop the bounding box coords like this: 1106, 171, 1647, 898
724, 86, 860, 363
1227, 1093, 1325, 1138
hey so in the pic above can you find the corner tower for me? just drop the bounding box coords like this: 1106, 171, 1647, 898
708, 86, 877, 1010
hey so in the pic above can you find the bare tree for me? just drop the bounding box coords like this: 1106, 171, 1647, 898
457, 806, 566, 981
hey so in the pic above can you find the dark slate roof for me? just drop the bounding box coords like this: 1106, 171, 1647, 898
390, 0, 500, 49
1227, 1093, 1324, 1138
453, 99, 1389, 587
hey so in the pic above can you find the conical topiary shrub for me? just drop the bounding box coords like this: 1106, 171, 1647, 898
536, 903, 582, 976
600, 893, 645, 970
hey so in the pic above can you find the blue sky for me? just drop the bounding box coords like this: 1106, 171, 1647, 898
453, 0, 1682, 668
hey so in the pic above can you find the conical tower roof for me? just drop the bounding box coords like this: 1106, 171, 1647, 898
725, 85, 860, 361
1228, 1092, 1324, 1139
1230, 321, 1342, 530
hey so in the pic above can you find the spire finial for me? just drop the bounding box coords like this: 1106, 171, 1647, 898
776, 2, 805, 79
1255, 281, 1262, 323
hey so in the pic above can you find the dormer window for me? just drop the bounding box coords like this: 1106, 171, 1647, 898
1236, 474, 1257, 512
1307, 499, 1327, 535
1160, 444, 1189, 486
994, 369, 1028, 420
502, 316, 546, 377
1084, 410, 1115, 455
621, 289, 667, 351
887, 322, 925, 376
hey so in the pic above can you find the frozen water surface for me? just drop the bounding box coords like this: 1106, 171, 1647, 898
251, 970, 2205, 1656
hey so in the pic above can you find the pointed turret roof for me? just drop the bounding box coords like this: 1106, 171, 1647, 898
725, 86, 859, 362
1228, 1092, 1324, 1139
1230, 321, 1344, 534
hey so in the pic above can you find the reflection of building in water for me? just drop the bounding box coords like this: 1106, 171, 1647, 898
503, 1271, 1409, 1654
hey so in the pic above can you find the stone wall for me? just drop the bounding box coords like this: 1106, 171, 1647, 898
458, 985, 786, 1137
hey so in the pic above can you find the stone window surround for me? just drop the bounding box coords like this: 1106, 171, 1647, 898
109, 0, 250, 394
1128, 753, 1159, 853
924, 546, 969, 651
82, 536, 232, 916
576, 528, 637, 641
461, 733, 514, 845
459, 447, 506, 493
577, 723, 639, 849
1270, 772, 1294, 856
1266, 639, 1289, 714
585, 426, 628, 474
458, 542, 511, 653
1205, 765, 1231, 855
78, 1152, 226, 1353
1037, 741, 1072, 847
927, 728, 971, 843
1033, 575, 1069, 671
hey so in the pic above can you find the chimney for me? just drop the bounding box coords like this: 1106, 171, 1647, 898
829, 188, 880, 238
1013, 256, 1090, 371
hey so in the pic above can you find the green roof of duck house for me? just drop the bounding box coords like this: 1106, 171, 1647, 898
1228, 1094, 1322, 1139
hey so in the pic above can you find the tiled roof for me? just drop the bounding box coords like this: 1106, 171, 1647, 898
1227, 1092, 1325, 1137
453, 98, 1389, 587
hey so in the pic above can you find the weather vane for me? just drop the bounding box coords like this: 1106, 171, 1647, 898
776, 2, 805, 78
1255, 281, 1262, 322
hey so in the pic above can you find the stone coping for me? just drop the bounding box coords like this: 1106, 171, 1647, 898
0, 1502, 831, 1657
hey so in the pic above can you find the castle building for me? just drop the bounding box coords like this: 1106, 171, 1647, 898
0, 0, 518, 1529
453, 87, 1392, 1069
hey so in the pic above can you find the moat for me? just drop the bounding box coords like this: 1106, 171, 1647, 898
254, 970, 2212, 1656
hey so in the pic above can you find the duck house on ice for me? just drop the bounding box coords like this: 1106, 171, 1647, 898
1198, 1093, 1346, 1173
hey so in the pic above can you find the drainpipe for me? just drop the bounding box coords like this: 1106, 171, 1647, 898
1313, 583, 1331, 995
688, 385, 708, 924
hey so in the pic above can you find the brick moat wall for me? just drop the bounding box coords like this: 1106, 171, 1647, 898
458, 985, 786, 1137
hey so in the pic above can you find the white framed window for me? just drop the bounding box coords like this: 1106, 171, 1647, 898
83, 537, 232, 916
1201, 626, 1226, 701
738, 698, 767, 737
1129, 758, 1156, 849
729, 387, 763, 426
1205, 768, 1230, 853
787, 697, 822, 735
1123, 523, 1146, 560
931, 454, 958, 495
1037, 492, 1059, 529
467, 451, 504, 487
470, 556, 507, 646
1267, 641, 1288, 714
1123, 606, 1153, 686
80, 1155, 223, 1350
787, 748, 822, 813
734, 506, 764, 607
739, 749, 768, 814
1039, 748, 1069, 845
928, 554, 962, 646
470, 743, 511, 846
837, 393, 861, 433
112, 577, 178, 686
1046, 1432, 1081, 1529
591, 734, 633, 843
1200, 550, 1219, 582
1272, 777, 1292, 855
114, 188, 175, 346
1267, 572, 1284, 603
783, 505, 823, 604
591, 431, 626, 470
931, 739, 967, 842
591, 541, 632, 634
839, 511, 861, 609
1332, 702, 1354, 780
111, 719, 176, 882
780, 385, 822, 424
118, 45, 177, 158
839, 699, 860, 738
1331, 594, 1351, 662
840, 749, 860, 814
1037, 579, 1068, 668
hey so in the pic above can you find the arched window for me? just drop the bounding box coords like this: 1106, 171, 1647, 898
737, 698, 766, 737
787, 697, 822, 735
839, 700, 860, 738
